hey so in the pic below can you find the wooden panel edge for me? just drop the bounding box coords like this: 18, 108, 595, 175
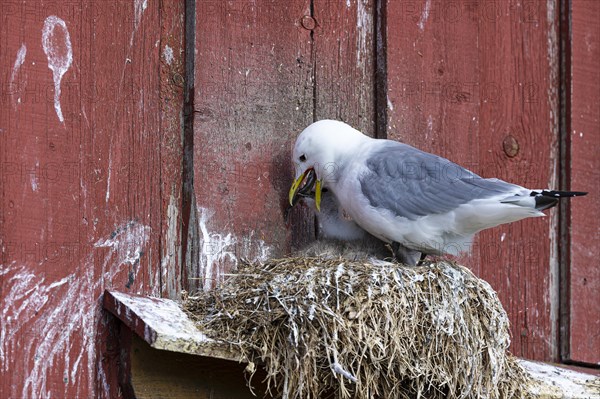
103, 290, 241, 362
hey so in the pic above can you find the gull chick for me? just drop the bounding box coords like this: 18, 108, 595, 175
289, 120, 587, 256
296, 186, 422, 264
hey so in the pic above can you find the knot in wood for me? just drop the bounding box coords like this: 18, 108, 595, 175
502, 135, 520, 158
300, 15, 317, 30
170, 72, 184, 87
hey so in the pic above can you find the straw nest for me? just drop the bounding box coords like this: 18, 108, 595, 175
183, 257, 530, 398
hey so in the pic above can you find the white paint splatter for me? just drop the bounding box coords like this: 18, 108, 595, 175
240, 230, 271, 264
134, 0, 148, 34
160, 195, 181, 298
42, 16, 72, 123
356, 0, 372, 68
1, 268, 84, 398
30, 176, 38, 192
346, 0, 351, 8
256, 238, 271, 262
426, 115, 434, 138
10, 44, 27, 109
95, 221, 151, 274
197, 207, 238, 291
500, 233, 506, 242
197, 207, 271, 291
418, 0, 431, 31
163, 45, 174, 65
0, 222, 151, 398
387, 96, 394, 111
105, 163, 112, 202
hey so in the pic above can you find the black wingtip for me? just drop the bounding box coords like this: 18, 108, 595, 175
540, 190, 588, 198
531, 190, 587, 211
535, 196, 559, 211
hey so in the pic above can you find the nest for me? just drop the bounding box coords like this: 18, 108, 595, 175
183, 257, 530, 398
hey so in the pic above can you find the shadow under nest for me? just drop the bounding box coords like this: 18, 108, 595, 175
183, 257, 530, 399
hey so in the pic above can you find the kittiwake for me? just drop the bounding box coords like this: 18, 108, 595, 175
294, 183, 422, 264
288, 120, 587, 257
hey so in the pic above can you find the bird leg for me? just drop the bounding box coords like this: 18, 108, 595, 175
390, 242, 422, 266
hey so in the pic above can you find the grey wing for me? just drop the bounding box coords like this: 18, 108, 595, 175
359, 142, 523, 221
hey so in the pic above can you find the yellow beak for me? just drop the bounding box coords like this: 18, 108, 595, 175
289, 174, 305, 205
314, 180, 322, 211
288, 171, 322, 211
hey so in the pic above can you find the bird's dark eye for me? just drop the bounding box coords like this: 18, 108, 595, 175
299, 154, 306, 162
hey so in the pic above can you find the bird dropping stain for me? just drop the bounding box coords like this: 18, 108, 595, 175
10, 44, 27, 109
42, 16, 72, 123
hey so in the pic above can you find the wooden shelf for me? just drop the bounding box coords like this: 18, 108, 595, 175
103, 290, 600, 399
103, 290, 241, 362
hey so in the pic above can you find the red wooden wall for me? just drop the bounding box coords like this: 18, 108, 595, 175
565, 0, 600, 365
0, 1, 185, 398
1, 1, 598, 397
191, 0, 377, 292
190, 0, 599, 365
387, 0, 561, 362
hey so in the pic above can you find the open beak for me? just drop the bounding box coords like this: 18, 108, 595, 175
288, 168, 322, 211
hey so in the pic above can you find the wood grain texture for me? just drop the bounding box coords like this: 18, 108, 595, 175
0, 1, 183, 397
158, 0, 185, 300
129, 334, 270, 399
313, 0, 376, 136
567, 0, 600, 365
191, 1, 381, 291
192, 0, 314, 290
103, 290, 239, 361
386, 0, 561, 361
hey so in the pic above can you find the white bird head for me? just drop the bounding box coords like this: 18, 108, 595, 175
289, 120, 368, 211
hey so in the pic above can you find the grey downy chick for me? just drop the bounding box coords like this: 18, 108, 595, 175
296, 185, 421, 265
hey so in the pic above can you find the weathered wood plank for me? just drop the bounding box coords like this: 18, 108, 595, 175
192, 0, 314, 291
566, 0, 600, 365
520, 360, 600, 398
103, 290, 237, 361
158, 0, 186, 300
190, 0, 382, 292
0, 1, 182, 397
129, 334, 270, 399
386, 0, 560, 361
313, 0, 376, 136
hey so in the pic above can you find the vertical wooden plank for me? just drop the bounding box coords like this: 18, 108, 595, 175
0, 0, 182, 397
192, 1, 314, 290
386, 0, 560, 361
476, 0, 561, 362
313, 0, 376, 136
86, 0, 163, 296
0, 2, 90, 396
158, 0, 185, 300
567, 0, 600, 365
386, 0, 480, 156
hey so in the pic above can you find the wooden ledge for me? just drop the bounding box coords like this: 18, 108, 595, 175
103, 290, 241, 362
104, 290, 600, 399
520, 359, 600, 398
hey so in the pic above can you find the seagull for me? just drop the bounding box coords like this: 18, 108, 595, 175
293, 181, 422, 264
288, 120, 587, 258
